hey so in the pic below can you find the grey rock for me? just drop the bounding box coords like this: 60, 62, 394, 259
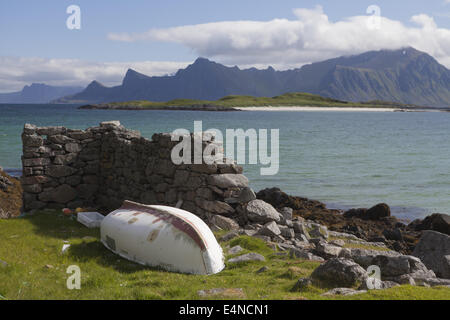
311, 258, 368, 287
279, 225, 295, 239
289, 248, 324, 261
252, 235, 271, 242
315, 242, 343, 259
195, 198, 234, 215
291, 278, 313, 292
228, 252, 265, 263
211, 215, 240, 231
412, 230, 450, 279
309, 224, 329, 239
246, 200, 281, 223
229, 245, 244, 254
293, 222, 311, 240
358, 255, 436, 280
279, 207, 293, 221
237, 187, 256, 203
330, 239, 346, 247
220, 231, 240, 242
339, 248, 401, 268
257, 221, 281, 237
207, 174, 249, 189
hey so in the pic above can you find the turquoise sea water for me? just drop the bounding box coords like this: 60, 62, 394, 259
1, 104, 450, 220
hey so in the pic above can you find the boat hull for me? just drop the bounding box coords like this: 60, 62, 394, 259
100, 200, 225, 275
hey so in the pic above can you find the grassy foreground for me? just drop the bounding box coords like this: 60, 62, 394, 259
0, 211, 449, 300
98, 92, 416, 110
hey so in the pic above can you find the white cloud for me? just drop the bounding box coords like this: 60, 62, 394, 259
0, 57, 189, 93
108, 6, 450, 69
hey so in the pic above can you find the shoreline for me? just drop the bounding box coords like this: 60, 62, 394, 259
1, 167, 431, 222
237, 106, 426, 112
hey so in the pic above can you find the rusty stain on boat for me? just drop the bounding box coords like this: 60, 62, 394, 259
121, 201, 207, 250
128, 217, 138, 224
147, 229, 160, 242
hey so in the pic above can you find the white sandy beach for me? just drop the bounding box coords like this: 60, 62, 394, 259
236, 106, 399, 112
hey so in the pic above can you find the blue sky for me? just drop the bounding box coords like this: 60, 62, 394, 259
1, 0, 450, 91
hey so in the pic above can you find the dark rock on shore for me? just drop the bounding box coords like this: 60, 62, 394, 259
344, 203, 390, 220
256, 188, 422, 254
409, 213, 450, 235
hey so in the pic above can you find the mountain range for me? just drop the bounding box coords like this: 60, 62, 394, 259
0, 83, 83, 104
2, 47, 449, 107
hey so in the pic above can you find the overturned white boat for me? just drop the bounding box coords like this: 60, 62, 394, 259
100, 200, 225, 275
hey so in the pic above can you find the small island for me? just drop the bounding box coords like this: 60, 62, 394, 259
78, 92, 427, 112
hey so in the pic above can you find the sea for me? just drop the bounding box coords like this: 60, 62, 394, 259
1, 103, 450, 221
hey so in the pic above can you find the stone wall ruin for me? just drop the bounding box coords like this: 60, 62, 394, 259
21, 121, 256, 223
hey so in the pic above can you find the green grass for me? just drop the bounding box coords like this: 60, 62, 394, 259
101, 92, 415, 110
0, 212, 448, 300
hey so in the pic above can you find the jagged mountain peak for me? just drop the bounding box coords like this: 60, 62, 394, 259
55, 48, 450, 107
86, 80, 105, 89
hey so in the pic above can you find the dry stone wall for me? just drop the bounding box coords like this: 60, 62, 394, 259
21, 121, 255, 222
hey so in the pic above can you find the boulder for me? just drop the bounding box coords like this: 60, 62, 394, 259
315, 242, 343, 259
237, 187, 256, 203
229, 245, 243, 254
257, 221, 281, 237
309, 224, 329, 239
279, 225, 295, 239
293, 222, 311, 240
364, 203, 391, 220
220, 231, 240, 242
279, 207, 293, 221
289, 248, 324, 261
246, 200, 281, 223
311, 258, 368, 287
412, 230, 450, 279
207, 174, 249, 189
368, 255, 435, 279
414, 214, 450, 235
211, 215, 240, 231
291, 278, 313, 292
195, 198, 234, 215
344, 203, 391, 220
228, 253, 265, 263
